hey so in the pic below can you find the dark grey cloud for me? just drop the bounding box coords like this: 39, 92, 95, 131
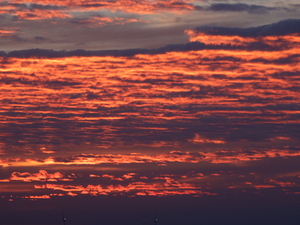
69, 18, 93, 25
194, 19, 300, 37
3, 19, 299, 58
26, 3, 67, 10
205, 3, 276, 14
249, 54, 300, 65
1, 40, 285, 58
3, 42, 207, 58
1, 2, 66, 10
80, 3, 110, 8
0, 51, 6, 57
34, 36, 46, 42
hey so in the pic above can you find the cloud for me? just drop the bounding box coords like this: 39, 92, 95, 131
0, 2, 66, 10
0, 1, 149, 26
0, 35, 299, 154
4, 0, 287, 17
205, 3, 276, 14
2, 149, 300, 168
20, 3, 66, 10
184, 19, 300, 52
189, 134, 225, 144
254, 184, 276, 189
0, 29, 17, 37
0, 19, 299, 162
2, 42, 207, 58
3, 167, 299, 200
0, 2, 72, 20
0, 39, 280, 58
3, 19, 300, 58
268, 179, 296, 187
192, 19, 300, 37
1, 163, 299, 201
33, 175, 213, 197
22, 195, 51, 199
0, 170, 72, 182
34, 36, 46, 41
12, 9, 72, 20
2, 0, 199, 17
69, 16, 147, 28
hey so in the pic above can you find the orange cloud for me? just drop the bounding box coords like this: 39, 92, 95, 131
8, 170, 68, 182
0, 29, 17, 37
210, 173, 221, 176
2, 149, 300, 168
70, 16, 148, 28
1, 26, 300, 206
134, 190, 212, 197
102, 174, 124, 181
1, 39, 299, 152
33, 175, 215, 197
0, 159, 10, 167
185, 30, 257, 46
269, 136, 291, 141
204, 149, 300, 164
4, 0, 198, 17
89, 174, 101, 178
22, 195, 51, 199
122, 173, 137, 179
268, 179, 296, 187
254, 185, 276, 189
0, 179, 10, 182
13, 9, 72, 20
2, 169, 299, 200
185, 30, 300, 49
189, 134, 225, 144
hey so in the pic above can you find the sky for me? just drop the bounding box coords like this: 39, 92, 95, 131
0, 0, 300, 225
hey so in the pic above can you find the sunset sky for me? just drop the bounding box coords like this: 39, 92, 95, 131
0, 0, 300, 225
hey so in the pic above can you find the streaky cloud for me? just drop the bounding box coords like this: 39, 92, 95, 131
206, 3, 276, 14
1, 38, 288, 58
193, 19, 300, 37
3, 42, 207, 58
3, 19, 300, 58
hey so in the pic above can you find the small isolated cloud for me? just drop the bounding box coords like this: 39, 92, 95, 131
254, 185, 276, 189
69, 16, 147, 28
189, 134, 225, 144
34, 36, 46, 42
0, 29, 17, 37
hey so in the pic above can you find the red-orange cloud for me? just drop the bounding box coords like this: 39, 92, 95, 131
33, 175, 214, 197
6, 170, 71, 182
3, 0, 198, 17
0, 29, 17, 37
2, 149, 300, 168
185, 30, 300, 49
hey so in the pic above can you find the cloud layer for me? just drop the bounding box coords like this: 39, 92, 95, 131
1, 0, 300, 51
0, 17, 300, 225
192, 19, 300, 37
